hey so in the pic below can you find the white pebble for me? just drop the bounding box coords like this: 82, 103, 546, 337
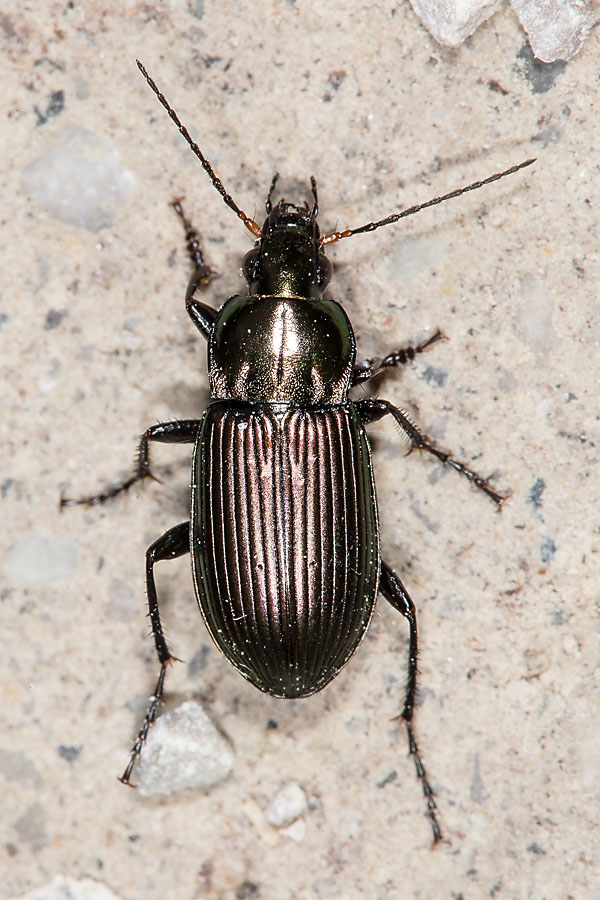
137, 701, 234, 796
265, 782, 307, 828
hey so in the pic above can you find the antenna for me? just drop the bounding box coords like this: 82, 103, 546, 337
136, 60, 261, 237
310, 176, 319, 217
265, 172, 279, 214
320, 158, 536, 246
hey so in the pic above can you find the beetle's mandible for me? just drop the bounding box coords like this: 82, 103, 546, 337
63, 60, 535, 844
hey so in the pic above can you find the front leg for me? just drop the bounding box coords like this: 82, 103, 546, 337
60, 419, 203, 508
172, 199, 218, 339
352, 330, 446, 387
356, 398, 507, 506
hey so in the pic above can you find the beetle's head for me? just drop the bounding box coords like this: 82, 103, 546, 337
242, 194, 333, 299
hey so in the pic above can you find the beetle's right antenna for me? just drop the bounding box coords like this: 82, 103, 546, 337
137, 60, 261, 238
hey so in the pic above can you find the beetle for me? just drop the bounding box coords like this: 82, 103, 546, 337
63, 60, 534, 843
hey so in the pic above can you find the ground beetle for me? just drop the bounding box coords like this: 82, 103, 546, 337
63, 61, 535, 843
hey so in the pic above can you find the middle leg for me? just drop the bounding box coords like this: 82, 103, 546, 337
61, 419, 203, 508
356, 398, 507, 506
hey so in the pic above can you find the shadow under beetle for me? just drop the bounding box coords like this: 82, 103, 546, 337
63, 60, 535, 844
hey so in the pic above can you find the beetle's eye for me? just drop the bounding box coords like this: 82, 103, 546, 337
317, 254, 333, 289
243, 249, 260, 282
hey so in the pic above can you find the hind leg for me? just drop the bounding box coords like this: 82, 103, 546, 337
379, 560, 442, 845
119, 521, 190, 786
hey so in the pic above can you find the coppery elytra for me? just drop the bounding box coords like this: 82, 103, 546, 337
62, 59, 535, 844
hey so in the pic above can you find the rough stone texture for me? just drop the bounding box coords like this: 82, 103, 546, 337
264, 782, 308, 828
136, 701, 234, 796
409, 0, 595, 59
3, 3, 598, 899
408, 0, 504, 46
511, 0, 595, 62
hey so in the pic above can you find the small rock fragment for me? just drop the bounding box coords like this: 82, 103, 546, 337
409, 0, 503, 47
264, 782, 307, 828
280, 818, 306, 843
510, 0, 594, 62
409, 0, 594, 61
137, 701, 234, 796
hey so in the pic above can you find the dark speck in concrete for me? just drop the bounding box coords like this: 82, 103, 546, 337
528, 477, 545, 510
0, 12, 19, 42
187, 0, 205, 18
531, 124, 562, 148
266, 718, 278, 730
421, 365, 448, 387
197, 861, 214, 892
488, 79, 508, 95
236, 882, 261, 900
187, 645, 210, 676
551, 608, 569, 625
58, 744, 83, 763
377, 770, 397, 788
328, 70, 346, 91
527, 842, 547, 855
201, 56, 223, 69
44, 308, 67, 330
514, 43, 566, 94
34, 90, 65, 126
540, 536, 556, 563
34, 58, 66, 73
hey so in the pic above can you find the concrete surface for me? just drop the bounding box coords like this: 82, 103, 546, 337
2, 2, 599, 899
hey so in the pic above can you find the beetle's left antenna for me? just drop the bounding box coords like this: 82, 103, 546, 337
136, 60, 261, 238
321, 157, 536, 246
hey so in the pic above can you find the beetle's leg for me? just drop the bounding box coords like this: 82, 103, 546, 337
120, 520, 190, 786
60, 419, 202, 508
356, 398, 506, 506
172, 198, 218, 340
352, 331, 446, 386
379, 561, 442, 845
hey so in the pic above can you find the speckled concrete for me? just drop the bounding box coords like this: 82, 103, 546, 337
3, 3, 599, 899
